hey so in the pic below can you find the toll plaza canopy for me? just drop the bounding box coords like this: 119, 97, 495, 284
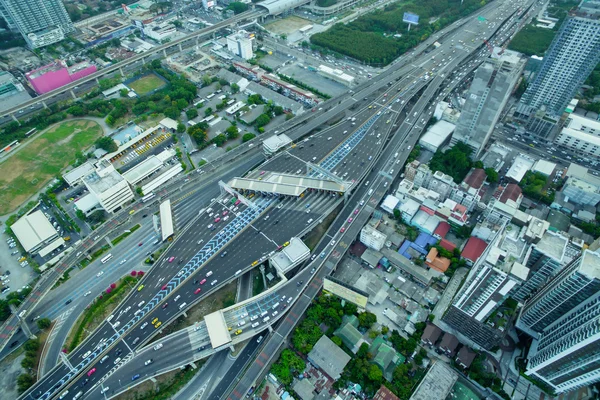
159, 199, 174, 242
204, 311, 232, 349
228, 173, 348, 197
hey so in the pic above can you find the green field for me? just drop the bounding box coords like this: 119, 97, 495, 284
0, 120, 103, 215
128, 74, 167, 95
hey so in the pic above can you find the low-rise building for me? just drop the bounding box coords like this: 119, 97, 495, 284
418, 120, 455, 152
26, 60, 97, 94
360, 224, 387, 251
307, 335, 352, 380
317, 65, 355, 86
11, 210, 60, 255
421, 323, 442, 346
555, 114, 600, 161
0, 71, 31, 113
438, 332, 459, 357
456, 346, 477, 369
425, 248, 451, 273
82, 160, 135, 214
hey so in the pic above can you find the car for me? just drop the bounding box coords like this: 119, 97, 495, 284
206, 271, 213, 277
141, 322, 148, 329
194, 288, 202, 294
154, 321, 162, 328
96, 271, 104, 277
174, 295, 181, 302
119, 259, 127, 265
200, 278, 207, 285
101, 387, 109, 394
137, 285, 144, 292
162, 303, 168, 309
235, 329, 242, 335
153, 343, 163, 350
87, 368, 96, 377
138, 242, 143, 247
132, 374, 140, 381
211, 279, 218, 285
83, 291, 92, 297
220, 251, 228, 258
82, 351, 91, 359
65, 299, 72, 305
145, 359, 153, 366
168, 257, 175, 263
340, 227, 345, 233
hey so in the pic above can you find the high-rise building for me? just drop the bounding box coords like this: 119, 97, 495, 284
0, 0, 73, 48
83, 160, 135, 214
442, 224, 530, 348
451, 62, 519, 158
517, 250, 600, 337
227, 30, 254, 60
515, 1, 600, 138
513, 231, 568, 304
520, 249, 600, 393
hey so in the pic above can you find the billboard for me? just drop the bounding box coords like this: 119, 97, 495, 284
323, 277, 369, 309
403, 12, 420, 25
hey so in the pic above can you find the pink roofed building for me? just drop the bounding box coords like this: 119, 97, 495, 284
26, 61, 97, 94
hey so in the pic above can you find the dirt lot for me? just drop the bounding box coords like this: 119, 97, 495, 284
0, 346, 26, 400
264, 16, 313, 35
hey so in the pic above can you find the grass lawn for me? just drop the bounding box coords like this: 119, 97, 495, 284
0, 120, 103, 216
128, 74, 167, 95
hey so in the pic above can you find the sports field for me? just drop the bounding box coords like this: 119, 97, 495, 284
0, 120, 103, 215
128, 74, 167, 95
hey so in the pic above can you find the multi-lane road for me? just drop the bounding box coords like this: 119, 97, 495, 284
12, 0, 540, 398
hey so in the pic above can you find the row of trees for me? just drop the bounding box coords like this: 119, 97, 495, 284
519, 171, 555, 205
429, 141, 478, 183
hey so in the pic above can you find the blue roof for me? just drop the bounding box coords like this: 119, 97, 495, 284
415, 232, 437, 248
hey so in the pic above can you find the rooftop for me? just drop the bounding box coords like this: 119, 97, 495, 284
499, 184, 522, 204
409, 361, 458, 400
83, 165, 126, 194
579, 250, 600, 280
11, 210, 58, 252
419, 120, 456, 147
505, 155, 534, 183
461, 237, 488, 263
535, 231, 568, 261
463, 168, 487, 189
307, 335, 352, 380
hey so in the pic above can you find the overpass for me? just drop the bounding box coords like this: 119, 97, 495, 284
255, 0, 311, 15
2, 9, 265, 122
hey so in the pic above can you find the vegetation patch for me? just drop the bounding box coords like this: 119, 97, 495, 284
111, 224, 141, 246
0, 120, 102, 215
507, 24, 556, 56
310, 0, 485, 66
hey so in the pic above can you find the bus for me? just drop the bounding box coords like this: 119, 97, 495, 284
101, 254, 113, 264
142, 193, 156, 203
206, 93, 215, 100
25, 128, 37, 137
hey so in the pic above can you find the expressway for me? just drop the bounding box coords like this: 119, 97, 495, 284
21, 48, 430, 400
14, 0, 536, 397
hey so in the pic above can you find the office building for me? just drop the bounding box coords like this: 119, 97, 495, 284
0, 0, 73, 48
555, 114, 600, 161
560, 163, 600, 206
83, 160, 135, 214
226, 30, 254, 60
0, 70, 31, 113
518, 250, 600, 336
451, 62, 519, 158
515, 1, 600, 138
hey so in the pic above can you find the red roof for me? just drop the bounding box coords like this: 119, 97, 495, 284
499, 184, 522, 204
440, 238, 456, 251
463, 168, 486, 189
433, 221, 451, 238
461, 237, 487, 263
373, 385, 400, 400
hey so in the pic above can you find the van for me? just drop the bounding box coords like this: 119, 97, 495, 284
260, 310, 268, 317
179, 302, 187, 310
272, 302, 280, 309
251, 322, 260, 328
235, 270, 242, 276
368, 189, 374, 196
59, 390, 69, 399
263, 316, 271, 323
100, 355, 109, 363
272, 311, 279, 317
394, 152, 398, 158
74, 392, 83, 400
138, 301, 145, 308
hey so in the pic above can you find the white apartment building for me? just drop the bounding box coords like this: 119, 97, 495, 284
226, 30, 254, 60
555, 114, 600, 160
360, 225, 387, 251
83, 160, 135, 214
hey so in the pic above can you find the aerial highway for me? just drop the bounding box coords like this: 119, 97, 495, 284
12, 1, 537, 398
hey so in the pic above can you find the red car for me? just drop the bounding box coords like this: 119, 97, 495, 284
340, 227, 346, 233
87, 368, 96, 377
162, 284, 167, 290
194, 288, 202, 294
200, 279, 207, 285
138, 242, 143, 247
168, 257, 175, 263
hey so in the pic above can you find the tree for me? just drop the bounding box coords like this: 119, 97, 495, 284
393, 208, 403, 223
201, 74, 212, 86
164, 106, 180, 119
242, 133, 256, 142
204, 107, 213, 117
484, 167, 499, 183
17, 373, 34, 393
331, 336, 343, 346
88, 210, 106, 224
255, 113, 271, 128
67, 105, 86, 116
368, 364, 383, 383
274, 105, 284, 116
212, 134, 227, 147
37, 318, 51, 330
21, 357, 35, 369
225, 125, 239, 140
177, 122, 186, 133
358, 311, 377, 328
176, 98, 188, 110
119, 88, 129, 97
231, 83, 240, 93
186, 108, 198, 119
95, 136, 118, 153
227, 1, 249, 14
188, 124, 207, 145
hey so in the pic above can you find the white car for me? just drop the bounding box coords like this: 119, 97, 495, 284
96, 271, 104, 277
140, 322, 148, 329
145, 359, 153, 366
119, 259, 127, 265
84, 291, 92, 297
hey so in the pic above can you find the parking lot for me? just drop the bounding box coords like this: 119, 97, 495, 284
0, 233, 36, 299
280, 64, 349, 97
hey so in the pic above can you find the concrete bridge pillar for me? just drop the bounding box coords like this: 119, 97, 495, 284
42, 100, 48, 109
10, 113, 19, 123
119, 67, 125, 77
163, 48, 167, 57
70, 89, 77, 100
178, 43, 183, 52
